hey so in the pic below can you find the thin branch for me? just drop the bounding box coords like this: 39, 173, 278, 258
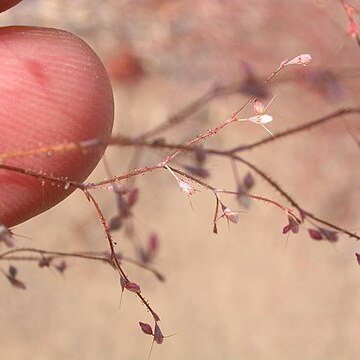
1, 137, 357, 240
83, 189, 160, 322
227, 154, 360, 240
110, 65, 360, 140
84, 163, 162, 190
0, 164, 83, 190
140, 151, 360, 240
302, 211, 360, 239
217, 189, 301, 223
226, 154, 302, 211
169, 166, 300, 222
229, 107, 360, 153
0, 248, 164, 281
3, 106, 359, 163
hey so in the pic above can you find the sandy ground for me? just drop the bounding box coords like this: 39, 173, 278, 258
1, 1, 360, 359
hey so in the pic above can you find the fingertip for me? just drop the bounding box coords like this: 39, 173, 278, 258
0, 27, 114, 226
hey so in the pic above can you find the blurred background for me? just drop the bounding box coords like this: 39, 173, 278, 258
1, 0, 360, 359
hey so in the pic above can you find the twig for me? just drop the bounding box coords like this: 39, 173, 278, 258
83, 189, 160, 322
0, 248, 164, 281
229, 107, 360, 153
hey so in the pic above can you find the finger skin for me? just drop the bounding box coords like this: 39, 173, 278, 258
0, 27, 114, 227
0, 0, 23, 13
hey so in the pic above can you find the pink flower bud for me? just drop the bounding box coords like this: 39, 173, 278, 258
154, 324, 164, 344
308, 229, 323, 240
282, 224, 291, 234
125, 281, 141, 293
283, 216, 299, 234
139, 322, 153, 335
253, 99, 265, 115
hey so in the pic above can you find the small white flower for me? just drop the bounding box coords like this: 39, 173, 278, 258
284, 54, 312, 67
237, 95, 276, 137
247, 114, 273, 124
178, 179, 195, 196
165, 165, 196, 197
237, 114, 274, 136
223, 207, 239, 224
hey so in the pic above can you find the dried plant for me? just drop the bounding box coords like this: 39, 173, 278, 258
1, 1, 360, 358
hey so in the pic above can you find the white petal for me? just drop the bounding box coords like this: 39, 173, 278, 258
178, 180, 195, 196
258, 114, 273, 124
247, 114, 273, 124
286, 54, 312, 66
224, 208, 239, 224
247, 115, 262, 123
